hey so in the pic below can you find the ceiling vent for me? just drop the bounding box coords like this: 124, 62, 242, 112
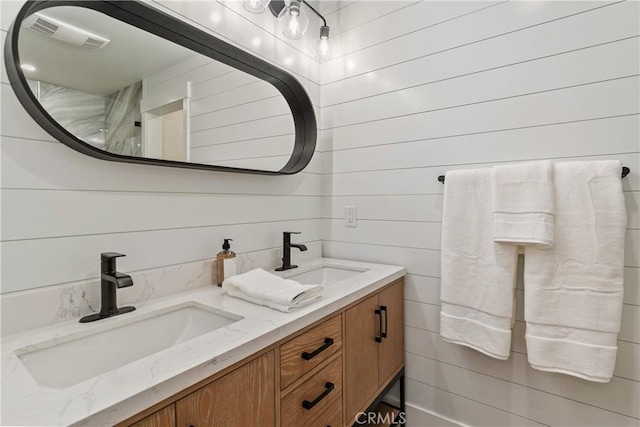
22, 13, 110, 49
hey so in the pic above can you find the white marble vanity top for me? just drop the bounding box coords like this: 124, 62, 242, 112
1, 258, 405, 426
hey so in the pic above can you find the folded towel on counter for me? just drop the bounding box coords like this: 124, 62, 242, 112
222, 268, 323, 313
493, 160, 554, 248
440, 168, 519, 360
524, 160, 626, 382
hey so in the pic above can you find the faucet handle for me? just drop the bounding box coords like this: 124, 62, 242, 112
283, 231, 301, 235
101, 252, 126, 262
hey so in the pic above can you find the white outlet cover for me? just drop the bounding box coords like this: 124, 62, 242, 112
345, 205, 357, 228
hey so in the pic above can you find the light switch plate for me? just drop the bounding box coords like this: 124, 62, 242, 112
345, 205, 357, 228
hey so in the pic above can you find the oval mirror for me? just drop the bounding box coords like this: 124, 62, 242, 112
5, 1, 316, 175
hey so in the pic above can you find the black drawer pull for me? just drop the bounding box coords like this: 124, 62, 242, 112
301, 337, 334, 361
375, 309, 382, 343
381, 305, 388, 339
302, 382, 334, 410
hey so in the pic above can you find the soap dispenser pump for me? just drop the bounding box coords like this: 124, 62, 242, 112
216, 239, 237, 286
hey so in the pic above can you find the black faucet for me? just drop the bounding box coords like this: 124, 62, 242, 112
275, 232, 308, 271
79, 252, 136, 323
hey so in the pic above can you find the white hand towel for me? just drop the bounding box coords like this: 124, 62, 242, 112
524, 160, 626, 382
493, 160, 554, 248
222, 268, 323, 313
440, 169, 519, 360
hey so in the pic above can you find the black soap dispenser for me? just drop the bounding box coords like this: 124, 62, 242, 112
216, 239, 237, 286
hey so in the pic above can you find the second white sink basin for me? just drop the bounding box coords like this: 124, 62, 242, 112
285, 265, 367, 286
16, 302, 243, 389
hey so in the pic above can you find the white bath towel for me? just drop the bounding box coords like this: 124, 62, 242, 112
493, 160, 554, 248
222, 268, 323, 313
524, 160, 626, 382
440, 169, 519, 360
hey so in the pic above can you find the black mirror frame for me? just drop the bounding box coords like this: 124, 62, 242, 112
4, 0, 317, 175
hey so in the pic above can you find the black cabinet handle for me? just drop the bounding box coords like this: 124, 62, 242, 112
375, 309, 382, 343
381, 305, 388, 339
301, 337, 334, 361
302, 382, 334, 410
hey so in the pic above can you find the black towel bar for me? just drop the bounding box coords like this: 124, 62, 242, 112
438, 166, 630, 183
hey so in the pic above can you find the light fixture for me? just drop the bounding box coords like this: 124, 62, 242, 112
278, 0, 309, 40
243, 0, 271, 14
311, 25, 331, 62
251, 0, 331, 62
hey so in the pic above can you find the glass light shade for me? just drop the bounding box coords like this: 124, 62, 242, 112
311, 26, 332, 61
243, 0, 271, 14
278, 0, 309, 39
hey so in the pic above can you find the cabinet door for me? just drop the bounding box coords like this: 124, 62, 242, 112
176, 351, 275, 427
378, 279, 404, 384
344, 294, 380, 421
130, 404, 175, 427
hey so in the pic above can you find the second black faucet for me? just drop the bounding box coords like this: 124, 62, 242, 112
275, 231, 307, 271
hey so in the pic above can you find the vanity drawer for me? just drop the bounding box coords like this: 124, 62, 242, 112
281, 355, 342, 427
280, 314, 342, 389
307, 394, 343, 427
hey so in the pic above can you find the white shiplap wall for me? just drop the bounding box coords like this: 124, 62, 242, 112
320, 1, 640, 426
2, 0, 640, 424
0, 0, 322, 294
143, 55, 298, 170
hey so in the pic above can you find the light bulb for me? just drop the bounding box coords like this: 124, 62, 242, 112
312, 26, 332, 61
279, 0, 308, 39
242, 0, 270, 14
287, 16, 301, 37
314, 38, 331, 61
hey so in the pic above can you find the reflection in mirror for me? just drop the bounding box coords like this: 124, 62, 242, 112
17, 5, 296, 172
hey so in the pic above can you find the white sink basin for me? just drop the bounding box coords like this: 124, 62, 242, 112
284, 265, 368, 286
16, 302, 242, 389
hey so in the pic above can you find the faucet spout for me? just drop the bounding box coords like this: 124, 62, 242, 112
101, 272, 133, 288
290, 243, 308, 252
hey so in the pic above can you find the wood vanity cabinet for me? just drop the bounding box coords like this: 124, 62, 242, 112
176, 351, 275, 427
345, 279, 404, 422
119, 277, 404, 427
123, 352, 275, 427
130, 404, 175, 427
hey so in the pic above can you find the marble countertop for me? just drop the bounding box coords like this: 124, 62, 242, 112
1, 258, 405, 426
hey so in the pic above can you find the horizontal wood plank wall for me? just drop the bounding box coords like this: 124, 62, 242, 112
320, 1, 640, 426
143, 57, 297, 170
0, 0, 322, 294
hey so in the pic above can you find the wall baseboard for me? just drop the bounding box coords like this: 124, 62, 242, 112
405, 402, 463, 427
